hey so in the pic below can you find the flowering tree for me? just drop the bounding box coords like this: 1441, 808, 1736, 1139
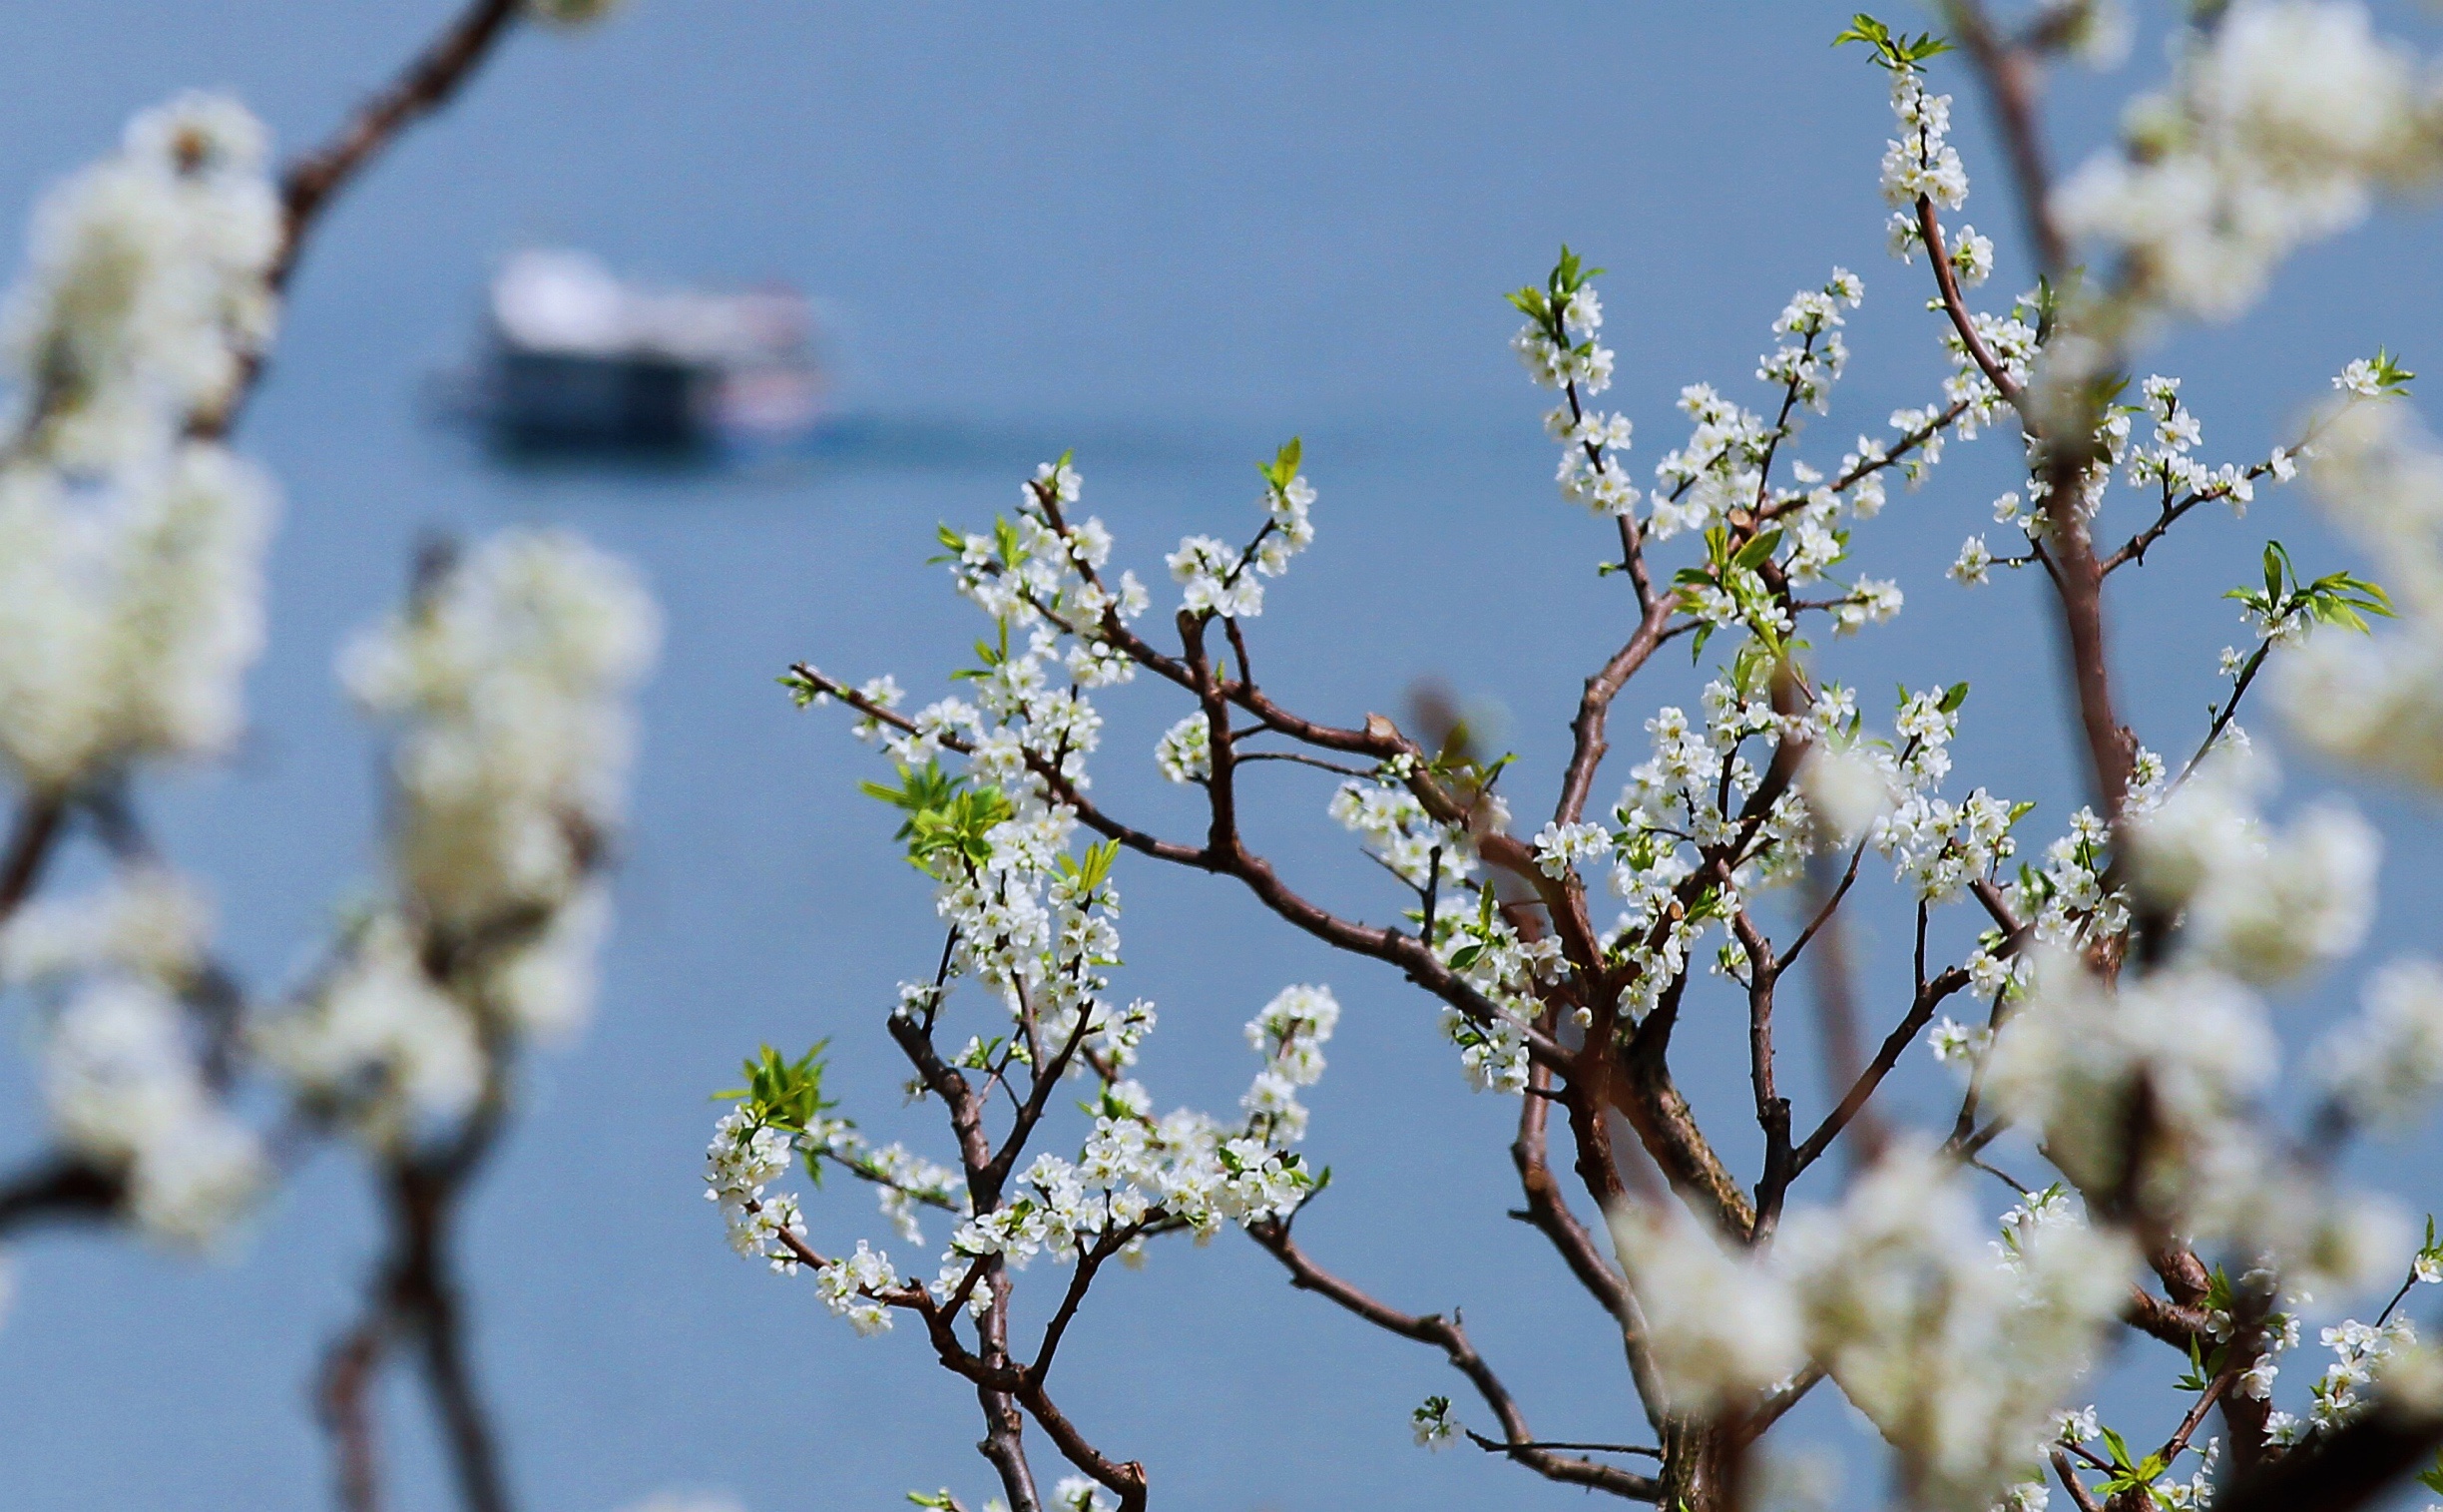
714, 5, 2443, 1511
0, 4, 651, 1512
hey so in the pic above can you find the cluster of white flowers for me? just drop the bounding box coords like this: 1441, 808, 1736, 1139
813, 1240, 899, 1336
1416, 855, 1560, 1094
1602, 679, 1830, 1015
1528, 819, 1607, 880
1879, 63, 1969, 254
0, 864, 210, 985
1051, 1475, 1116, 1512
45, 981, 268, 1246
1327, 766, 1481, 891
933, 988, 1332, 1291
923, 460, 1145, 689
2316, 959, 2443, 1130
1165, 447, 1316, 621
1982, 948, 2271, 1221
4, 91, 277, 467
8, 870, 266, 1247
0, 98, 282, 792
1166, 536, 1262, 620
0, 445, 274, 793
1607, 1203, 1804, 1413
2128, 749, 2378, 984
342, 530, 659, 940
1511, 275, 1614, 395
1941, 297, 2037, 436
2055, 0, 2443, 324
1758, 271, 1862, 417
704, 1106, 807, 1274
252, 912, 485, 1148
1868, 688, 2024, 905
249, 530, 660, 1154
747, 461, 1355, 1347
1153, 711, 1211, 783
1649, 383, 1765, 545
2281, 401, 2443, 785
1241, 983, 1337, 1144
1519, 258, 1694, 526
1978, 940, 2416, 1300
2126, 377, 2256, 516
1616, 1147, 2131, 1512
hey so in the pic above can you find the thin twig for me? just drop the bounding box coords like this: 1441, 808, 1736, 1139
1246, 1219, 1660, 1501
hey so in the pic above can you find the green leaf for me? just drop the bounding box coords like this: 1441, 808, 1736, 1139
1939, 681, 1971, 715
1060, 837, 1122, 895
2100, 1426, 2135, 1472
778, 669, 823, 709
718, 1042, 837, 1137
1834, 11, 1952, 67
1731, 528, 1785, 573
1446, 943, 1484, 971
1262, 436, 1304, 492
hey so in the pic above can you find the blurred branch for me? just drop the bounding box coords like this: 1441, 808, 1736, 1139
0, 1154, 124, 1236
322, 1058, 519, 1512
0, 794, 65, 922
200, 0, 525, 437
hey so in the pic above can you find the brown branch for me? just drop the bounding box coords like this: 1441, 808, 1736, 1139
1938, 0, 2069, 276
1554, 601, 1679, 828
1788, 965, 1972, 1176
2206, 1400, 2443, 1512
977, 1387, 1045, 1512
1247, 1219, 1660, 1501
1030, 1227, 1140, 1387
197, 0, 524, 438
2051, 1449, 2106, 1512
1760, 397, 1975, 521
1916, 180, 2128, 819
276, 0, 519, 293
1917, 195, 2024, 409
976, 1385, 1043, 1512
1733, 911, 1794, 1241
0, 1153, 125, 1236
2158, 1370, 2230, 1469
318, 1311, 389, 1512
1509, 1070, 1629, 1317
0, 794, 65, 922
2120, 1287, 2213, 1359
1010, 1374, 1147, 1512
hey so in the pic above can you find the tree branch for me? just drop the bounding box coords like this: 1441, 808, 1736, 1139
198, 0, 525, 437
1246, 1219, 1661, 1501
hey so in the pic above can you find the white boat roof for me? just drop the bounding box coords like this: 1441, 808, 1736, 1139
491, 248, 811, 365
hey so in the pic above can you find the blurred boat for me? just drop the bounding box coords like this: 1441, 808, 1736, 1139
472, 249, 828, 450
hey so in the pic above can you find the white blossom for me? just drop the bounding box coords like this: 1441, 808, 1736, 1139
1609, 1202, 1805, 1412
341, 529, 660, 931
44, 977, 265, 1247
